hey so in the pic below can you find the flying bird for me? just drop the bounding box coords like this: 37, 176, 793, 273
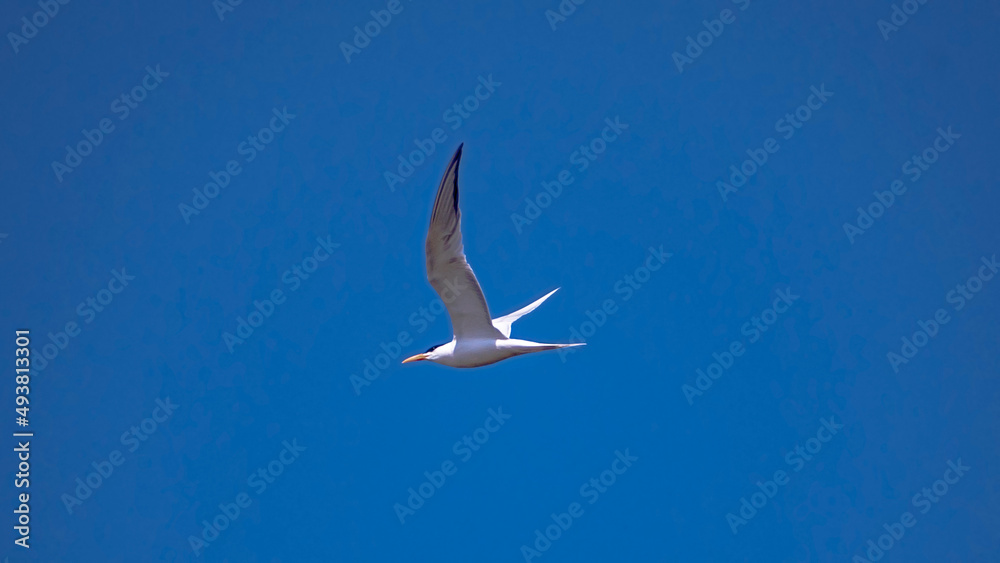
402, 144, 585, 368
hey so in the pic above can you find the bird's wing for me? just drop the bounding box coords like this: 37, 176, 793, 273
492, 288, 559, 338
425, 145, 504, 341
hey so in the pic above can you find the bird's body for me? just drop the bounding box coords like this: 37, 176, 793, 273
421, 338, 577, 368
402, 145, 584, 368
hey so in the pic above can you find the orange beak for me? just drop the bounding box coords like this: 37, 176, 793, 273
402, 353, 430, 364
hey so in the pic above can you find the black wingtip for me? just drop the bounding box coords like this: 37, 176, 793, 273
452, 144, 462, 211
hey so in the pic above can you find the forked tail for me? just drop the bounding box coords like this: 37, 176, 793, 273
509, 341, 586, 355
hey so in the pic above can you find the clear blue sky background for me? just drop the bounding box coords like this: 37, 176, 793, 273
1, 0, 999, 561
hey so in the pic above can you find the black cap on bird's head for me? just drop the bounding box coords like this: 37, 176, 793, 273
403, 341, 449, 364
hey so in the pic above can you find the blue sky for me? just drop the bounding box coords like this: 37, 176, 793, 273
1, 0, 999, 561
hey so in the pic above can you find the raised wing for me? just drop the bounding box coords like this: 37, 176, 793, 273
425, 145, 504, 341
492, 288, 559, 337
